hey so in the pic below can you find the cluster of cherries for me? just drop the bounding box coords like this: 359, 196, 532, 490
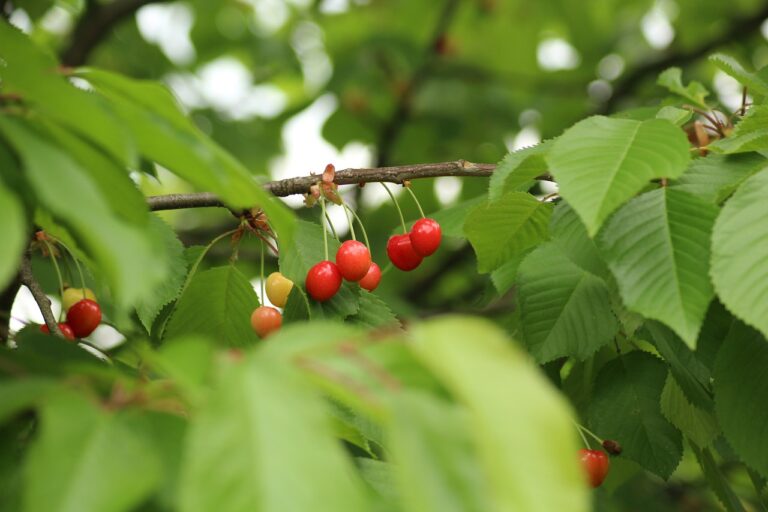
40, 287, 103, 341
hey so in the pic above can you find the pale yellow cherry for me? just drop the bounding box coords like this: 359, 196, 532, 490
265, 272, 293, 308
62, 287, 96, 312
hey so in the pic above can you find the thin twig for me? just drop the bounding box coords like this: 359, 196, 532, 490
19, 252, 60, 337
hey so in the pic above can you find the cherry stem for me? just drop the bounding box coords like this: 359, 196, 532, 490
403, 186, 426, 218
575, 423, 591, 449
41, 240, 65, 299
344, 205, 371, 252
51, 236, 87, 294
380, 183, 407, 234
320, 197, 329, 261
323, 210, 339, 240
575, 422, 604, 445
260, 239, 266, 304
339, 198, 357, 241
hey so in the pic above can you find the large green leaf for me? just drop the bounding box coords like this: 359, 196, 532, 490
709, 105, 768, 154
657, 67, 710, 108
0, 117, 165, 307
177, 353, 370, 512
0, 180, 26, 290
548, 116, 690, 236
670, 153, 767, 203
549, 201, 609, 278
387, 392, 490, 512
410, 317, 588, 512
660, 376, 719, 448
165, 265, 260, 346
488, 142, 550, 201
588, 351, 683, 479
690, 444, 748, 512
23, 391, 162, 512
713, 321, 768, 478
517, 242, 617, 363
711, 168, 768, 338
347, 291, 400, 329
464, 192, 552, 273
598, 189, 717, 346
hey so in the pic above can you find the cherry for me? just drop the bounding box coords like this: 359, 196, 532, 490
579, 449, 610, 488
359, 262, 381, 292
40, 323, 76, 341
386, 234, 423, 271
335, 240, 372, 281
250, 306, 282, 338
305, 260, 342, 301
62, 287, 96, 312
265, 272, 293, 308
409, 218, 441, 257
66, 299, 102, 338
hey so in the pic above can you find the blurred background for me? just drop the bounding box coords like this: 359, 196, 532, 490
6, 1, 768, 509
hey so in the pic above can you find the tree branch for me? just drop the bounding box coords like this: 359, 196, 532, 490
0, 273, 21, 342
19, 252, 60, 337
602, 3, 768, 113
147, 160, 498, 211
60, 0, 169, 67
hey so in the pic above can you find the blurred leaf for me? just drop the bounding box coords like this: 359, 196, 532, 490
656, 106, 693, 126
709, 53, 768, 99
548, 116, 690, 236
690, 444, 748, 512
660, 375, 719, 448
347, 291, 400, 329
0, 180, 26, 290
165, 266, 260, 346
356, 459, 401, 511
669, 153, 767, 203
657, 68, 710, 108
710, 105, 768, 154
0, 378, 56, 423
464, 192, 552, 273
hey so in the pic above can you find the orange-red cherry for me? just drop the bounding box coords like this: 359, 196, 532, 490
579, 449, 610, 488
66, 299, 101, 338
40, 323, 76, 341
359, 262, 381, 291
250, 306, 282, 338
335, 240, 372, 281
305, 260, 343, 301
410, 218, 441, 256
386, 234, 423, 271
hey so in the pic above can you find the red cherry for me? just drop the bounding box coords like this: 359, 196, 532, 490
40, 323, 76, 341
409, 218, 442, 256
335, 240, 372, 281
305, 260, 343, 301
579, 449, 610, 488
386, 234, 423, 271
66, 299, 102, 338
250, 306, 282, 338
359, 262, 381, 291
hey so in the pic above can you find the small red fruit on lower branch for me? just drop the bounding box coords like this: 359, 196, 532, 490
579, 449, 610, 488
410, 218, 442, 256
359, 262, 382, 291
40, 323, 76, 340
335, 240, 372, 281
386, 234, 423, 271
250, 306, 282, 338
306, 261, 343, 301
66, 299, 102, 338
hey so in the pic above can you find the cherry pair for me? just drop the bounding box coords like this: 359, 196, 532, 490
386, 218, 441, 271
306, 240, 381, 302
39, 291, 102, 341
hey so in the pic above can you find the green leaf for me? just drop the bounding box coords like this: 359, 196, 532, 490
135, 216, 188, 332
548, 116, 690, 236
0, 180, 26, 289
279, 219, 341, 285
309, 282, 362, 321
656, 106, 693, 126
0, 378, 56, 423
660, 375, 719, 448
709, 105, 768, 154
657, 67, 710, 108
711, 168, 768, 339
165, 266, 260, 346
24, 391, 162, 512
387, 392, 490, 512
410, 316, 589, 512
488, 142, 550, 201
347, 291, 400, 329
282, 286, 311, 322
489, 249, 530, 295
427, 196, 485, 238
713, 321, 768, 478
464, 192, 552, 273
356, 459, 401, 511
516, 243, 617, 363
670, 153, 767, 203
550, 201, 609, 278
598, 189, 717, 346
0, 117, 166, 307
177, 353, 369, 512
710, 53, 768, 99
690, 444, 748, 512
588, 351, 683, 479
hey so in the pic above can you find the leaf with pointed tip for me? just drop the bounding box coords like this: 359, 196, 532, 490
598, 189, 717, 346
657, 67, 710, 108
660, 376, 719, 448
347, 291, 400, 329
710, 105, 768, 154
488, 142, 550, 201
670, 153, 767, 203
656, 106, 693, 126
548, 116, 690, 235
710, 53, 768, 99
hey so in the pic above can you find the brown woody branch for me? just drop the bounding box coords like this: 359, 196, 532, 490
19, 252, 60, 337
147, 160, 499, 211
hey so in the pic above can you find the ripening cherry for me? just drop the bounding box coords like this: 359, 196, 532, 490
386, 234, 423, 271
66, 299, 102, 338
578, 449, 610, 488
409, 218, 442, 257
250, 306, 282, 338
61, 287, 96, 312
40, 322, 76, 341
265, 272, 293, 308
305, 260, 343, 301
359, 262, 381, 292
335, 240, 372, 281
